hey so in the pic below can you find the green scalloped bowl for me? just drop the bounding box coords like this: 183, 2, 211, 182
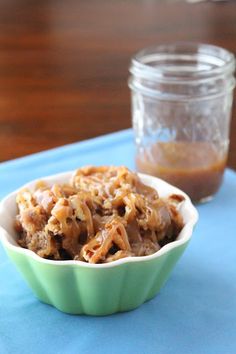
0, 171, 198, 316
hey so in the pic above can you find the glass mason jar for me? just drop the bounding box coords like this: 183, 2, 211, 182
128, 43, 236, 202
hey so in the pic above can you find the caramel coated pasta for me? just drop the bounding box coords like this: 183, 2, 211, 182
15, 166, 184, 263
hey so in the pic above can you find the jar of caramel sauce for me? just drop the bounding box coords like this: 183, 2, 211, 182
136, 142, 227, 202
129, 43, 235, 202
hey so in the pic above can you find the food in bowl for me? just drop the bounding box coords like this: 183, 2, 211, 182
15, 166, 184, 264
0, 169, 198, 315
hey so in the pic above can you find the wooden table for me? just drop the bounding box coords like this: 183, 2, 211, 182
0, 0, 235, 169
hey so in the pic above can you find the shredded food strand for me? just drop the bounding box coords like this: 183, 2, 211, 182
15, 166, 184, 263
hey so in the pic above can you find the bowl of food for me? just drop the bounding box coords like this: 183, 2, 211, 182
0, 166, 198, 316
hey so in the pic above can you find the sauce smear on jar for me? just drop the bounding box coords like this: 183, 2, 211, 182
136, 141, 226, 202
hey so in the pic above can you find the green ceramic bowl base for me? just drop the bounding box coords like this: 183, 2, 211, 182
5, 242, 188, 316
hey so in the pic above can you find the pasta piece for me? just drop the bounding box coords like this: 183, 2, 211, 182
81, 219, 130, 263
70, 194, 94, 238
105, 250, 132, 263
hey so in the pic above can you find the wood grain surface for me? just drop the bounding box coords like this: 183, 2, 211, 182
0, 0, 235, 168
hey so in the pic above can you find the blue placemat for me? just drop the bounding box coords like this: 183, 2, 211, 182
0, 129, 236, 354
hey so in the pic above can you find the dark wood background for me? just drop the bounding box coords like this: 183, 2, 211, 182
0, 0, 235, 169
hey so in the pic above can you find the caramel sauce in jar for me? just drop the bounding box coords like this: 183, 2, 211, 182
136, 142, 227, 202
